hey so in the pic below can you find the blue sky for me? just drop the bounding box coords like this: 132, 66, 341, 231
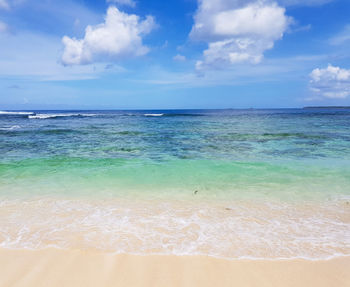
0, 0, 350, 109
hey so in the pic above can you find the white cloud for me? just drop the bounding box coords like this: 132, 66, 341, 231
329, 25, 350, 46
278, 0, 333, 6
0, 31, 126, 81
135, 54, 325, 88
107, 0, 136, 7
309, 65, 350, 99
0, 0, 9, 10
0, 21, 8, 32
190, 0, 291, 70
173, 54, 186, 62
61, 6, 155, 65
291, 24, 312, 33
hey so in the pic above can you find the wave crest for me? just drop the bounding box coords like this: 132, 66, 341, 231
0, 111, 34, 116
28, 113, 97, 119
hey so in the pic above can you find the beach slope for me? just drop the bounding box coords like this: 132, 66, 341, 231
0, 249, 349, 287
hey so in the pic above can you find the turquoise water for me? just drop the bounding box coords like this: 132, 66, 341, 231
1, 109, 350, 200
0, 109, 349, 258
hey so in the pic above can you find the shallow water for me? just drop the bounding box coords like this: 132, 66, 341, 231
0, 109, 349, 258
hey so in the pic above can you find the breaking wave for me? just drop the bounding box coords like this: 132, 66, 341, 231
0, 197, 348, 260
0, 111, 34, 116
28, 113, 97, 119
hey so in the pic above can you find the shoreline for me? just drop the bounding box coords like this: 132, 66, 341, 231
1, 248, 349, 287
0, 196, 348, 259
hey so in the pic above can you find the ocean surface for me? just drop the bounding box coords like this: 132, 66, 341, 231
0, 109, 349, 259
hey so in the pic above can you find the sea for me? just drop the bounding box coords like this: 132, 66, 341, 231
0, 108, 349, 259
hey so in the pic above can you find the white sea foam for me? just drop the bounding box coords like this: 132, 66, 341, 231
28, 113, 97, 119
0, 197, 349, 260
0, 111, 34, 115
144, 113, 164, 117
0, 125, 21, 131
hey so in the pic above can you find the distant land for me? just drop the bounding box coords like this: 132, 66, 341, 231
303, 106, 350, 109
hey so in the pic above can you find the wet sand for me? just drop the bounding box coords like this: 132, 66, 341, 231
0, 248, 349, 287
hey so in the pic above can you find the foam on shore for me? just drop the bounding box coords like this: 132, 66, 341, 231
0, 197, 348, 260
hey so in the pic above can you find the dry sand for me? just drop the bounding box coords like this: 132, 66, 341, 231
0, 248, 349, 287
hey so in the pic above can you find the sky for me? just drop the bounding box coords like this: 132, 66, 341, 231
0, 0, 350, 109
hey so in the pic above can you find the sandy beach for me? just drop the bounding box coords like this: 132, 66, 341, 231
0, 248, 349, 287
2, 0, 350, 284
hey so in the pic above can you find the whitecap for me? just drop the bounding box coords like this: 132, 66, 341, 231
0, 111, 34, 116
28, 113, 97, 119
0, 125, 21, 131
144, 113, 164, 117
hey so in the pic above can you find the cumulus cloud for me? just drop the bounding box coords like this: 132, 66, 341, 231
0, 0, 9, 10
190, 0, 291, 70
61, 6, 155, 65
106, 0, 136, 8
309, 65, 350, 99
